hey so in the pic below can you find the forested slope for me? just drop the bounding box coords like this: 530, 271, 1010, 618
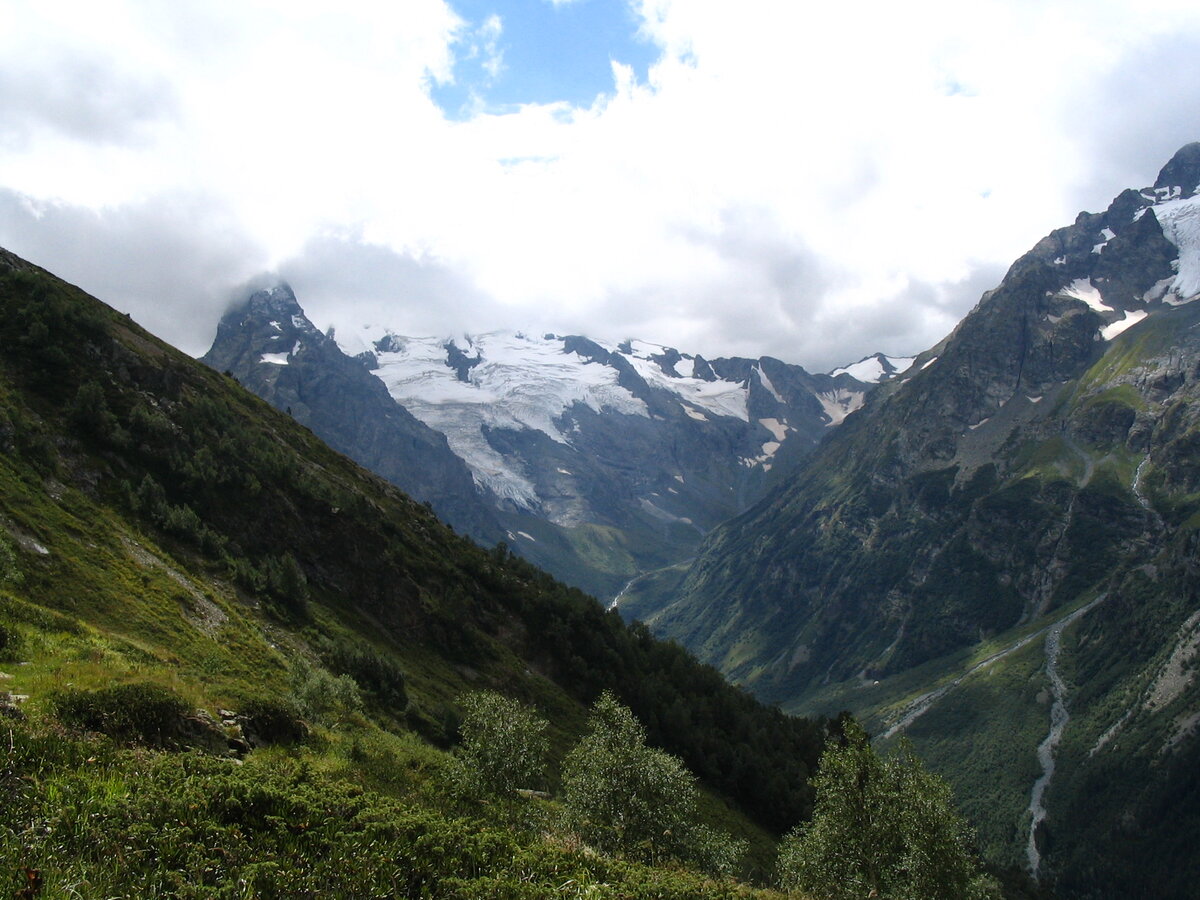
0, 247, 831, 894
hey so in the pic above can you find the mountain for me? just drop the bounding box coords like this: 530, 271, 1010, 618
830, 351, 917, 384
0, 244, 834, 888
636, 143, 1200, 897
200, 284, 504, 542
205, 300, 887, 599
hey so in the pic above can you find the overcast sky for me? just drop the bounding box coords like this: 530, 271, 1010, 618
3, 0, 1200, 372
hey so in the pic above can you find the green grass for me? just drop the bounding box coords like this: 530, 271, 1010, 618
0, 593, 791, 898
1, 712, 788, 899
1074, 301, 1200, 395
892, 642, 1048, 869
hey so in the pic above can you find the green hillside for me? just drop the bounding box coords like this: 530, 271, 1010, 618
0, 248, 835, 896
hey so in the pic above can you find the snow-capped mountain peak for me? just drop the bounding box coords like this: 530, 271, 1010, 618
319, 325, 884, 510
208, 289, 896, 599
829, 352, 916, 384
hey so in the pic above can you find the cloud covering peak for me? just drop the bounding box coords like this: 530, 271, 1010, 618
3, 0, 1200, 371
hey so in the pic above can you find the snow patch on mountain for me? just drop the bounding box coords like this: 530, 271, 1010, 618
1062, 278, 1113, 312
331, 323, 391, 358
755, 364, 784, 402
370, 332, 649, 506
830, 355, 915, 384
817, 389, 865, 426
1143, 276, 1175, 303
1101, 309, 1149, 340
620, 343, 750, 421
1092, 227, 1116, 255
1142, 185, 1184, 204
759, 418, 789, 442
1152, 195, 1200, 303
742, 417, 792, 471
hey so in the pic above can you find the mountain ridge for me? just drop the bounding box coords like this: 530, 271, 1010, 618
201, 283, 505, 543
205, 296, 889, 600
631, 142, 1200, 897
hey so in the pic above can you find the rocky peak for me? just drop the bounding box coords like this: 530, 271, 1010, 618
244, 283, 303, 320
1153, 141, 1200, 197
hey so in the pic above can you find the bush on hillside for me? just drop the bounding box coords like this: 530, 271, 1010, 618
562, 691, 746, 872
288, 659, 362, 726
238, 695, 307, 745
449, 690, 549, 802
0, 621, 18, 663
776, 719, 999, 900
52, 682, 189, 746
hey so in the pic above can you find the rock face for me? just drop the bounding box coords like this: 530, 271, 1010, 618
201, 286, 504, 544
647, 143, 1200, 897
205, 296, 886, 599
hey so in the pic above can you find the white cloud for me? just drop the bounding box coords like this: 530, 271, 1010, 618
3, 0, 1200, 371
477, 15, 506, 81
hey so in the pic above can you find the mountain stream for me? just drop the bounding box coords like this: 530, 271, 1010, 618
1025, 594, 1107, 878
607, 560, 694, 611
1132, 454, 1152, 510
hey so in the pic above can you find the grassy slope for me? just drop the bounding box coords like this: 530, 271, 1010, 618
0, 250, 821, 896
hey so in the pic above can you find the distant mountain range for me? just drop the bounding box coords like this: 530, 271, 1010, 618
204, 298, 902, 598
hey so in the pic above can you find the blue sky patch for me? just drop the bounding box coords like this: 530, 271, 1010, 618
432, 0, 658, 118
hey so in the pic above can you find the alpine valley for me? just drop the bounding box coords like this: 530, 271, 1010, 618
203, 144, 1200, 897
0, 244, 836, 897
627, 144, 1200, 897
10, 140, 1200, 899
203, 297, 906, 601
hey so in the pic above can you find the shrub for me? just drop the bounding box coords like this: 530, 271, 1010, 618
52, 682, 190, 745
0, 533, 22, 587
239, 696, 307, 745
776, 719, 998, 900
288, 659, 362, 726
561, 691, 734, 870
265, 553, 309, 616
0, 620, 20, 662
69, 380, 127, 445
323, 639, 408, 712
450, 690, 548, 802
